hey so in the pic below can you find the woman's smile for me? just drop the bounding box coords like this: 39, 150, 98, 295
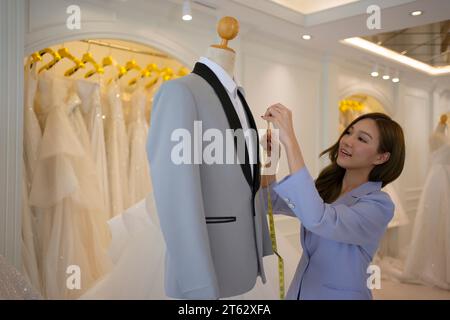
339, 148, 352, 158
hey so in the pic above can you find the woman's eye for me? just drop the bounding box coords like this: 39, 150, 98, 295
344, 130, 350, 135
358, 137, 367, 143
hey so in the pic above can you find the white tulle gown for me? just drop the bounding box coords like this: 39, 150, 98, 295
22, 63, 42, 293
29, 71, 112, 299
76, 79, 111, 248
0, 255, 42, 300
127, 86, 152, 205
103, 81, 130, 217
402, 123, 450, 290
80, 194, 167, 300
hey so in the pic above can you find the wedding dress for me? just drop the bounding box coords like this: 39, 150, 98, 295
80, 195, 167, 300
29, 71, 112, 299
127, 86, 152, 205
0, 255, 42, 300
103, 81, 130, 217
76, 79, 111, 247
402, 124, 450, 290
21, 63, 42, 293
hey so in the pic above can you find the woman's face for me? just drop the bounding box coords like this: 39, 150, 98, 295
337, 118, 390, 170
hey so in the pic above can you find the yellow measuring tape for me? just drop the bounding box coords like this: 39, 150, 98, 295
264, 122, 285, 300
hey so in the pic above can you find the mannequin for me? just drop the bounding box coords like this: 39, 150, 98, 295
402, 114, 450, 290
147, 16, 273, 299
204, 16, 239, 77
429, 114, 448, 152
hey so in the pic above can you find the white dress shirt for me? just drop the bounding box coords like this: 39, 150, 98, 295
198, 57, 256, 177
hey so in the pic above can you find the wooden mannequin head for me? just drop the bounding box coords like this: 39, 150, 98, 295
205, 16, 240, 77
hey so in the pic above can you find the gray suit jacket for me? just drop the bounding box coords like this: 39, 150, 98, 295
146, 62, 273, 299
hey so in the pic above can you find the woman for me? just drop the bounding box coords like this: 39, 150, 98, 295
261, 106, 405, 300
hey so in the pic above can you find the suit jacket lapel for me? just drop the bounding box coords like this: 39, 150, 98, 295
237, 89, 261, 193
192, 62, 253, 189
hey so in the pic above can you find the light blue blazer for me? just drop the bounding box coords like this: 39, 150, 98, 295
265, 167, 394, 300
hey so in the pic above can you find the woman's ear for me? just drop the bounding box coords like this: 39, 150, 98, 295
374, 152, 390, 165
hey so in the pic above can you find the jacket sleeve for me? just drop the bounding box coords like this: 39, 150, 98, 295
146, 80, 219, 299
260, 181, 296, 217
272, 167, 394, 246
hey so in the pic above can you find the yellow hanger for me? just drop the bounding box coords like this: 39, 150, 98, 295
160, 67, 174, 81
83, 52, 105, 78
128, 68, 152, 86
26, 51, 42, 70
119, 59, 141, 80
37, 48, 62, 73
59, 47, 85, 77
102, 56, 115, 69
175, 67, 189, 78
116, 59, 142, 87
145, 77, 159, 90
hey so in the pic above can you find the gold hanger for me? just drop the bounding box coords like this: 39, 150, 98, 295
128, 68, 152, 86
59, 47, 85, 77
175, 67, 189, 78
117, 59, 142, 87
83, 50, 105, 78
26, 52, 42, 70
160, 67, 174, 81
37, 48, 62, 73
145, 77, 159, 90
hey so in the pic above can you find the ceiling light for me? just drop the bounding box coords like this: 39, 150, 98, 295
302, 34, 312, 40
392, 70, 400, 83
410, 10, 423, 16
382, 67, 390, 80
182, 0, 192, 21
342, 37, 450, 75
370, 64, 379, 77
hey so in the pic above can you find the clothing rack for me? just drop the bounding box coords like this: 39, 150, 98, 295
80, 39, 171, 59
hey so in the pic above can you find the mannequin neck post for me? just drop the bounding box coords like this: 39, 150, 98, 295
205, 46, 236, 77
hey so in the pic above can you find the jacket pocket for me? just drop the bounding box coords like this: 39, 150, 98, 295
205, 216, 236, 224
321, 284, 368, 300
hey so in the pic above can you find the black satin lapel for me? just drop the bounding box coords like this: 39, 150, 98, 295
237, 90, 261, 192
192, 63, 253, 189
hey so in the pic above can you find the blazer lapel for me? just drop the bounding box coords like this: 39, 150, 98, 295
192, 62, 253, 189
237, 89, 261, 193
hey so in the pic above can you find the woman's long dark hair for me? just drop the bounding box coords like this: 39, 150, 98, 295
315, 113, 405, 203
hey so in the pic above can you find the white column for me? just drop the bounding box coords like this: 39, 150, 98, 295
0, 0, 26, 268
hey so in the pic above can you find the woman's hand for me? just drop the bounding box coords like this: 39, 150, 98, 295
262, 103, 306, 175
261, 103, 296, 148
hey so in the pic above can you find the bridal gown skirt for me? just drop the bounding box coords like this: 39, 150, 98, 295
402, 145, 450, 290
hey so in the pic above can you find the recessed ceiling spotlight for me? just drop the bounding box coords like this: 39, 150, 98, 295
392, 70, 400, 83
410, 10, 423, 16
302, 34, 312, 40
382, 67, 390, 80
370, 64, 379, 77
182, 0, 192, 21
